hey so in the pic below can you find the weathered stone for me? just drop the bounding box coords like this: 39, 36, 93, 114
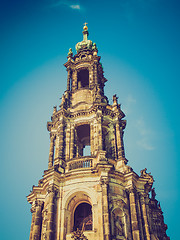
27, 24, 169, 240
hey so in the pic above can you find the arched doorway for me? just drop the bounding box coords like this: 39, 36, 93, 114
73, 203, 92, 231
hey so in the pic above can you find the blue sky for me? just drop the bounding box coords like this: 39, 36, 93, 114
0, 0, 180, 239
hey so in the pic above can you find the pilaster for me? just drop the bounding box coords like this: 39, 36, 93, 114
48, 135, 55, 169
58, 121, 64, 160
72, 70, 77, 92
46, 185, 58, 240
70, 125, 75, 159
90, 123, 94, 156
115, 119, 124, 160
128, 188, 140, 240
96, 112, 103, 151
65, 124, 71, 160
100, 177, 110, 240
94, 61, 98, 85
29, 206, 36, 240
32, 200, 44, 240
139, 193, 151, 240
67, 68, 71, 91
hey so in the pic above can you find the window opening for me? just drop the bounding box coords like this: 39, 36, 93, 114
77, 69, 89, 88
74, 203, 92, 231
76, 124, 91, 157
83, 145, 91, 156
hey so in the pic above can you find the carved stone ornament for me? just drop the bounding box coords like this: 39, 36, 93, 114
126, 187, 137, 195
35, 200, 44, 208
100, 176, 109, 185
140, 168, 154, 183
98, 150, 107, 162
47, 184, 58, 195
110, 198, 127, 211
30, 206, 36, 213
71, 228, 88, 240
68, 48, 73, 57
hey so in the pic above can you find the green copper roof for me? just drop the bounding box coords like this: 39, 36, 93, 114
75, 24, 98, 53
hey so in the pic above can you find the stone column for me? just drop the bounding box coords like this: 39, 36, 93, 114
32, 201, 43, 240
58, 122, 64, 159
115, 120, 125, 160
89, 66, 94, 88
70, 125, 75, 159
97, 114, 103, 151
120, 127, 125, 158
67, 68, 71, 91
129, 188, 140, 240
48, 135, 55, 169
65, 124, 71, 160
90, 123, 94, 156
101, 177, 110, 240
56, 184, 63, 240
46, 185, 58, 240
94, 62, 98, 85
29, 206, 36, 240
112, 125, 117, 160
140, 193, 151, 240
72, 70, 77, 91
93, 121, 98, 155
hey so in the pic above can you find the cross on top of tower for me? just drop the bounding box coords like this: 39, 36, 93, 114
83, 22, 88, 31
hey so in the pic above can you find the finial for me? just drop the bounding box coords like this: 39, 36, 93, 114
68, 48, 73, 57
83, 22, 88, 31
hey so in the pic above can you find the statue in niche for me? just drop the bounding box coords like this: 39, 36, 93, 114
151, 188, 156, 200
114, 215, 124, 239
60, 91, 69, 109
41, 212, 48, 240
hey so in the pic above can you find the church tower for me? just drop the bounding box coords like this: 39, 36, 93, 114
27, 24, 169, 240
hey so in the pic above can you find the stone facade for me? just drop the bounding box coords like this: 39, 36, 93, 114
27, 24, 169, 240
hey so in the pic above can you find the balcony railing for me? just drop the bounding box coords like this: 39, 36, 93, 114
68, 158, 93, 171
66, 151, 114, 172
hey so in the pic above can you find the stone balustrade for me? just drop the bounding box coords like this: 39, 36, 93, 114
68, 157, 93, 171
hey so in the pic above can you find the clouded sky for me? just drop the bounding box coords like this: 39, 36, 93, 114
0, 0, 180, 239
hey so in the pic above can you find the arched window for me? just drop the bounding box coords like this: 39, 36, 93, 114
77, 69, 89, 88
74, 203, 92, 231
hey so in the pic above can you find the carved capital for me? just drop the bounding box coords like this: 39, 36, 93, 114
138, 193, 146, 204
100, 176, 109, 186
126, 187, 137, 195
47, 184, 58, 196
35, 200, 44, 208
31, 206, 36, 213
98, 150, 107, 162
66, 66, 72, 72
110, 198, 127, 211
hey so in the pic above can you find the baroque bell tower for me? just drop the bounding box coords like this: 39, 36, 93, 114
27, 24, 169, 240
